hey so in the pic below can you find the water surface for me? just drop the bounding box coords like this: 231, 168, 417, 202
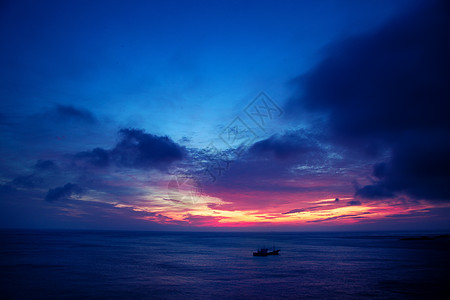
1, 230, 449, 299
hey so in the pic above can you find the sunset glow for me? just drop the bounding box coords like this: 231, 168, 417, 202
1, 0, 449, 231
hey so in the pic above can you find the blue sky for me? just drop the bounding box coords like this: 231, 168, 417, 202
1, 0, 449, 230
1, 0, 411, 142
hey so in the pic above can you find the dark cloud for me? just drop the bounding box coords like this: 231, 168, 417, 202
74, 129, 185, 170
288, 0, 450, 143
11, 174, 41, 188
182, 214, 224, 226
308, 212, 371, 223
0, 160, 58, 198
282, 208, 306, 215
45, 183, 82, 202
356, 133, 450, 201
355, 183, 395, 199
283, 203, 341, 215
192, 129, 332, 211
75, 148, 110, 168
112, 128, 185, 169
347, 200, 361, 206
249, 131, 322, 161
34, 160, 58, 171
0, 105, 101, 161
385, 210, 430, 218
287, 0, 450, 201
193, 146, 352, 211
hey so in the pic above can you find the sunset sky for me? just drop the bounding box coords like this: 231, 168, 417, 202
1, 0, 449, 230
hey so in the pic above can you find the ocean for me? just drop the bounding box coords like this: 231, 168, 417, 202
1, 230, 449, 299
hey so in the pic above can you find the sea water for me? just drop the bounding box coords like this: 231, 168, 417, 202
1, 230, 449, 299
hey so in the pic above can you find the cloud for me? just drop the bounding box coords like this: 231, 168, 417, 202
10, 175, 39, 188
385, 210, 430, 218
308, 212, 371, 223
34, 160, 58, 171
248, 130, 323, 161
355, 182, 395, 199
193, 147, 352, 211
112, 128, 185, 169
0, 161, 55, 195
185, 127, 341, 211
282, 208, 306, 215
287, 0, 450, 201
288, 0, 450, 144
0, 160, 59, 200
75, 148, 110, 168
347, 200, 361, 206
45, 183, 82, 202
0, 104, 100, 159
74, 128, 185, 170
356, 133, 450, 201
182, 214, 224, 226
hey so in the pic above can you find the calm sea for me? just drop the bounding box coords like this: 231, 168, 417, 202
1, 230, 449, 299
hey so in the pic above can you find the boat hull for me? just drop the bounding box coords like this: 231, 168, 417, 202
253, 250, 280, 256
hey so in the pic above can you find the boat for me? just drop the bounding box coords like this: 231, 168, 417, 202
253, 248, 280, 256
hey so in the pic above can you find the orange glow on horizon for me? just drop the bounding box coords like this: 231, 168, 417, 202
113, 191, 449, 227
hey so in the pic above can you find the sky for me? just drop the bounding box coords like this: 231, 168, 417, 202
1, 0, 449, 231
